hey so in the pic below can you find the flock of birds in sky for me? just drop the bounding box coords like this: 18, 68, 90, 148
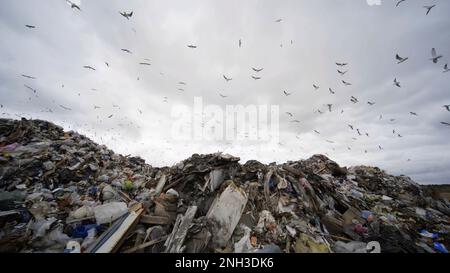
1, 0, 449, 162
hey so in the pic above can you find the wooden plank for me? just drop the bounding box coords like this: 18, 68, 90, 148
164, 206, 197, 253
140, 215, 171, 225
123, 235, 168, 253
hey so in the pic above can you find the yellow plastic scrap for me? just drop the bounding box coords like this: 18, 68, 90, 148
295, 233, 329, 253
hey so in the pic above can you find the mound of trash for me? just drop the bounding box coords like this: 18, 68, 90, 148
0, 118, 449, 253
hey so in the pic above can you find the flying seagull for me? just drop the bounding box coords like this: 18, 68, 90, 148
275, 19, 283, 23
187, 45, 197, 49
219, 93, 227, 98
105, 62, 109, 67
396, 0, 406, 7
368, 101, 376, 106
317, 110, 324, 114
66, 0, 81, 11
59, 105, 72, 111
443, 64, 450, 73
337, 70, 348, 75
357, 129, 362, 136
178, 82, 187, 85
251, 76, 261, 80
350, 96, 359, 103
314, 130, 320, 134
329, 88, 335, 94
430, 48, 443, 63
252, 67, 264, 72
83, 66, 96, 71
108, 114, 113, 118
24, 84, 37, 93
283, 90, 291, 96
441, 122, 450, 126
326, 104, 333, 112
396, 54, 409, 64
393, 78, 401, 88
348, 124, 354, 130
410, 112, 418, 116
120, 11, 133, 20
336, 62, 348, 66
239, 39, 242, 48
291, 120, 300, 123
21, 74, 36, 79
342, 80, 352, 86
25, 25, 36, 29
423, 5, 436, 15
223, 75, 232, 82
121, 48, 132, 54
443, 105, 450, 111
313, 84, 320, 90
139, 62, 151, 66
286, 112, 293, 117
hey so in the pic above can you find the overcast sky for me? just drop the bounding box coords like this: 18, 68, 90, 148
0, 0, 449, 184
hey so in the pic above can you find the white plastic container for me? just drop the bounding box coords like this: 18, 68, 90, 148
93, 202, 128, 224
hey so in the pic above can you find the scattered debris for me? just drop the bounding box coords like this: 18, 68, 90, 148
0, 118, 449, 253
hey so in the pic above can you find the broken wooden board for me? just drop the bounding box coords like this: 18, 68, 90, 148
140, 215, 171, 225
164, 206, 197, 253
124, 235, 168, 253
206, 182, 248, 248
88, 203, 144, 253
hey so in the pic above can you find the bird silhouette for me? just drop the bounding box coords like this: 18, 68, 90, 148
66, 0, 81, 11
286, 112, 293, 117
120, 11, 133, 20
21, 74, 36, 79
396, 0, 406, 7
283, 91, 291, 96
275, 19, 283, 23
121, 49, 132, 54
443, 105, 450, 111
410, 112, 418, 116
430, 48, 443, 63
348, 124, 354, 130
83, 66, 96, 71
252, 67, 264, 72
313, 84, 320, 90
396, 54, 409, 64
423, 5, 436, 15
219, 93, 228, 98
336, 62, 348, 66
329, 88, 335, 94
24, 84, 37, 93
368, 101, 376, 106
326, 104, 333, 112
223, 75, 232, 82
139, 62, 151, 66
443, 64, 450, 73
314, 130, 320, 134
239, 39, 242, 48
251, 76, 261, 80
393, 78, 401, 88
187, 45, 197, 49
59, 105, 72, 111
342, 80, 352, 86
337, 70, 348, 75
25, 25, 36, 29
441, 122, 450, 126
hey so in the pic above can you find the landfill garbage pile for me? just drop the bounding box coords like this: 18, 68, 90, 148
0, 118, 449, 253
